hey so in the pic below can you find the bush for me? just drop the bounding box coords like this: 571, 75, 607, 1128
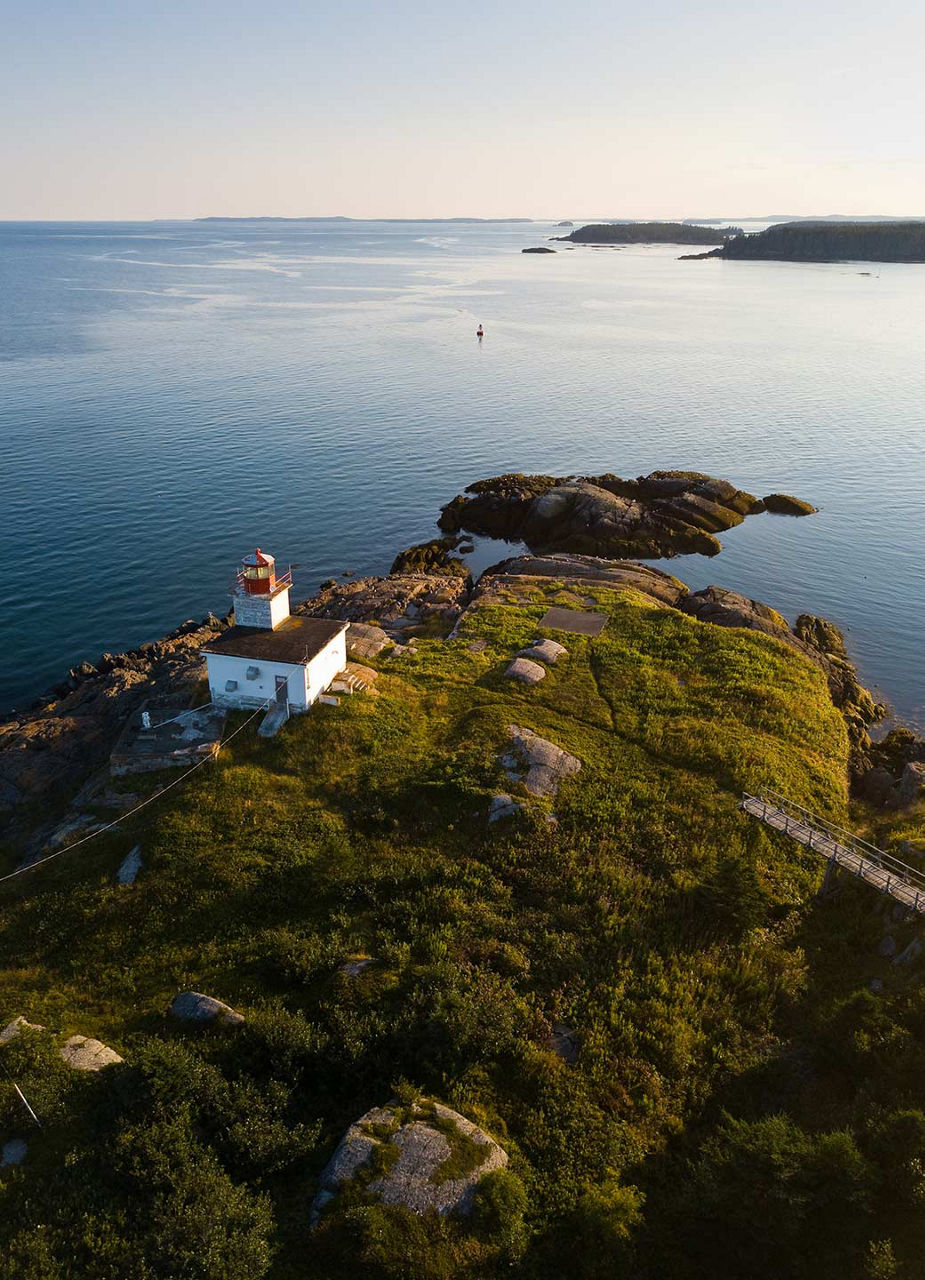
473, 1168, 530, 1257
669, 1115, 874, 1279
566, 1178, 643, 1277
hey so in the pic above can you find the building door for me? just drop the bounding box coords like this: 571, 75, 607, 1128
275, 675, 289, 706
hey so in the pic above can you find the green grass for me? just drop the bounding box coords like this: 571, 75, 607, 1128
3, 578, 903, 1280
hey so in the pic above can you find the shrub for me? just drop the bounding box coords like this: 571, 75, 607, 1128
472, 1167, 529, 1256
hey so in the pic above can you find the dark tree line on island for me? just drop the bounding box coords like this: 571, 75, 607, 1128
558, 218, 925, 262
555, 222, 743, 245
690, 220, 925, 262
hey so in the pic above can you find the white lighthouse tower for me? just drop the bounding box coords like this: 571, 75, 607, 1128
231, 548, 292, 630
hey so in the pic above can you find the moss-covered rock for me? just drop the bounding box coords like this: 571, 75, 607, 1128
311, 1100, 508, 1225
390, 538, 470, 578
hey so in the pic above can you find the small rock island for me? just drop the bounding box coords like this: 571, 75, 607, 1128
438, 469, 816, 559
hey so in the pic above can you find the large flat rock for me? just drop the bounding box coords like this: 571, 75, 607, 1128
60, 1035, 123, 1071
312, 1100, 507, 1226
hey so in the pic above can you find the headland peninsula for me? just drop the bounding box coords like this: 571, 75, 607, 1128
1, 470, 923, 1280
684, 220, 925, 262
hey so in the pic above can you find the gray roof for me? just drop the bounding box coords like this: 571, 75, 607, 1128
203, 616, 347, 665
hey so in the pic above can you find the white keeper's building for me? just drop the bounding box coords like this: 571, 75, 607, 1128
203, 549, 347, 712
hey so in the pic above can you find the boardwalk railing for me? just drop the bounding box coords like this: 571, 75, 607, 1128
741, 787, 925, 914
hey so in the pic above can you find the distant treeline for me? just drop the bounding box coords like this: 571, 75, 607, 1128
558, 222, 743, 245
707, 220, 925, 262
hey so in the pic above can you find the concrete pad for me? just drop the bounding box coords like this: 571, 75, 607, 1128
538, 607, 607, 636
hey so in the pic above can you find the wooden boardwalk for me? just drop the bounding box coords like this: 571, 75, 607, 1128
741, 789, 925, 915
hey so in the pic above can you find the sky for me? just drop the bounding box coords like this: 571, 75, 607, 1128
3, 0, 925, 220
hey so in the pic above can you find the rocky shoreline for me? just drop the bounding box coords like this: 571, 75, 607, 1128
0, 614, 229, 838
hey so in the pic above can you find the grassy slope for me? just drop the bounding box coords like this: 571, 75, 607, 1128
0, 580, 864, 1276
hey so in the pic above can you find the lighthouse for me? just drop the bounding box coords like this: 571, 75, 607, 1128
230, 548, 292, 630
202, 548, 348, 714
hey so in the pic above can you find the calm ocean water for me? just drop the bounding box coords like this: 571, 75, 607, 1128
1, 219, 922, 726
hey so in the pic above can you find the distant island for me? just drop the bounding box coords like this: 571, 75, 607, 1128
686, 213, 925, 225
555, 221, 743, 245
195, 216, 534, 224
685, 220, 925, 262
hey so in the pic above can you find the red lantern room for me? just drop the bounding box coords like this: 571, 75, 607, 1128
240, 548, 277, 596
231, 548, 294, 630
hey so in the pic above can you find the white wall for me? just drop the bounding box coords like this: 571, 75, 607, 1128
306, 630, 347, 703
206, 652, 309, 710
232, 587, 292, 630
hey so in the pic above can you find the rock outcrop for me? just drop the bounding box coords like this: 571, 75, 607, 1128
311, 1100, 507, 1225
438, 470, 787, 559
857, 729, 925, 808
168, 991, 244, 1028
763, 493, 818, 515
501, 725, 581, 798
898, 762, 925, 807
489, 793, 523, 823
679, 586, 789, 635
389, 538, 470, 577
346, 623, 392, 660
0, 1016, 45, 1044
471, 554, 687, 608
505, 658, 546, 686
1, 1019, 122, 1071
60, 1035, 123, 1071
0, 614, 227, 832
519, 638, 568, 665
116, 845, 143, 885
297, 573, 469, 635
